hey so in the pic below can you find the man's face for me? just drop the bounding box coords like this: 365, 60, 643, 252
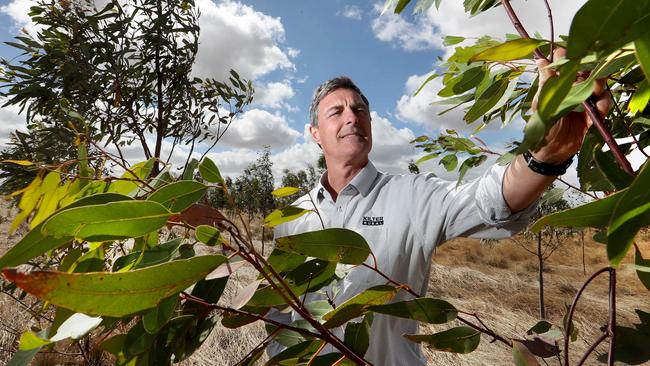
310, 88, 372, 166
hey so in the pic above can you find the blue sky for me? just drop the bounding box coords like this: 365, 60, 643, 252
0, 0, 590, 182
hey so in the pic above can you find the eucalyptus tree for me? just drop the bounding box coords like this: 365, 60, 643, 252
0, 0, 253, 187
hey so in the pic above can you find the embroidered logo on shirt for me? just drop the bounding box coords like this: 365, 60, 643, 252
362, 216, 384, 226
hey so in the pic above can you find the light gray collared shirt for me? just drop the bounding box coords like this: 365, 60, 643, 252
271, 161, 536, 365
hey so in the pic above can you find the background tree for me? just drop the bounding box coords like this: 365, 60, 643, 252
0, 0, 253, 191
231, 146, 275, 218
512, 185, 572, 319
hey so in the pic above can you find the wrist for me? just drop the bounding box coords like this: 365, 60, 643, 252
523, 150, 574, 176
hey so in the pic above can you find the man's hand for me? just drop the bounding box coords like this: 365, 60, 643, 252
503, 48, 613, 213
531, 48, 613, 164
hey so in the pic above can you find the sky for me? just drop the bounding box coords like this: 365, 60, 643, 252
0, 0, 600, 185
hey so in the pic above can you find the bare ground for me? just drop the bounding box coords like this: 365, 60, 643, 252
1, 199, 649, 365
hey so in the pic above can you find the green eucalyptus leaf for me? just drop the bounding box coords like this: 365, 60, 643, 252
0, 193, 132, 269
198, 157, 224, 184
531, 189, 627, 232
195, 225, 225, 246
41, 200, 171, 241
464, 77, 509, 123
470, 38, 546, 62
537, 60, 580, 122
3, 255, 227, 317
264, 206, 311, 228
275, 228, 371, 265
415, 153, 439, 165
593, 147, 634, 189
148, 180, 207, 212
322, 285, 399, 328
608, 162, 650, 267
344, 315, 372, 357
439, 154, 458, 172
367, 297, 457, 324
182, 158, 199, 180
635, 250, 650, 291
567, 0, 650, 59
112, 238, 183, 271
248, 259, 337, 306
272, 186, 301, 197
443, 36, 465, 46
143, 296, 177, 334
266, 339, 322, 366
628, 80, 650, 115
404, 326, 480, 354
637, 36, 650, 81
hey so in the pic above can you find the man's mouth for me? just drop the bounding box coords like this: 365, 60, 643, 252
339, 132, 366, 139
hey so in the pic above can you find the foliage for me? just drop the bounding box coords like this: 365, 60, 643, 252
0, 0, 253, 191
230, 146, 275, 218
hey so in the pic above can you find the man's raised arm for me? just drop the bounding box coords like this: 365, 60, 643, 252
503, 49, 612, 212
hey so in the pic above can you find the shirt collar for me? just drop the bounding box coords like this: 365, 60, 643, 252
315, 161, 378, 202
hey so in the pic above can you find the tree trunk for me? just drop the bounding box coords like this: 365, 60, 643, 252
538, 232, 546, 319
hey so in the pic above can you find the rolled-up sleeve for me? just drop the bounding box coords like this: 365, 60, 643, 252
412, 163, 537, 251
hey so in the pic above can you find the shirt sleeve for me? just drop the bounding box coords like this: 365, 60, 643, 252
411, 163, 537, 250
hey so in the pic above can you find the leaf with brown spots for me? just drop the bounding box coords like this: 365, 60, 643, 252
2, 255, 227, 317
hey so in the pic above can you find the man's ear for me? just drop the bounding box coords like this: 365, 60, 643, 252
309, 125, 321, 144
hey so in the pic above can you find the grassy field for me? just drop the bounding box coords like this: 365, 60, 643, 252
1, 199, 649, 365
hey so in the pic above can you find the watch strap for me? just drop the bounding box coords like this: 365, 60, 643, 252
523, 151, 574, 176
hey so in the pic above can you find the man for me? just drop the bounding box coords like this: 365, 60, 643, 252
271, 51, 610, 365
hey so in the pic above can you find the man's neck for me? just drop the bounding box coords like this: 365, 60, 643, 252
323, 159, 368, 202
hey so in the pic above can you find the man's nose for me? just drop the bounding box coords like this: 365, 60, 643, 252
342, 107, 358, 125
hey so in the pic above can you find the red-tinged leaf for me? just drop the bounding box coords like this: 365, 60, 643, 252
230, 280, 263, 309
205, 260, 246, 280
2, 255, 227, 317
512, 340, 541, 365
516, 337, 559, 359
169, 203, 227, 229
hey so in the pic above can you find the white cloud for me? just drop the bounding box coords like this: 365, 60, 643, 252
218, 109, 301, 149
205, 148, 259, 178
370, 4, 439, 51
0, 100, 27, 148
368, 112, 420, 174
0, 0, 41, 35
193, 0, 294, 81
371, 0, 586, 53
254, 80, 297, 111
338, 5, 363, 20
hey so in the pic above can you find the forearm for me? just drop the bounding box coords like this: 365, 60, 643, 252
503, 154, 557, 213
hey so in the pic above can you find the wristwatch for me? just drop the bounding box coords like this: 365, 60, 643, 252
522, 150, 574, 176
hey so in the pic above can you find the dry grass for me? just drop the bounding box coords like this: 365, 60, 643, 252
2, 198, 650, 365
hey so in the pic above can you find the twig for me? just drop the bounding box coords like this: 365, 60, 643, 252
557, 178, 598, 199
180, 292, 321, 339
0, 289, 53, 322
542, 0, 555, 58
564, 267, 615, 365
306, 341, 327, 365
360, 263, 512, 347
607, 267, 616, 366
577, 332, 608, 366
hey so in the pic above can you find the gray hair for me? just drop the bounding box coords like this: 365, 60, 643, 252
309, 76, 370, 127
